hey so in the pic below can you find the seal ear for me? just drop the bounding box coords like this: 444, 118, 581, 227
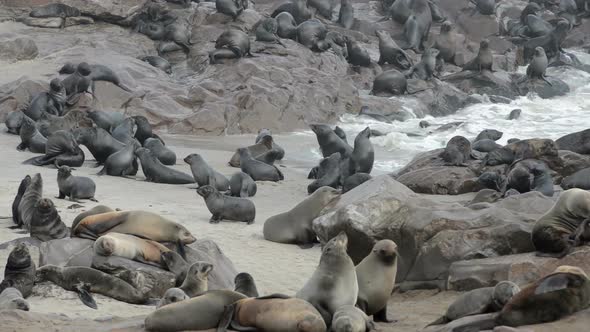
217, 304, 236, 332
75, 284, 98, 309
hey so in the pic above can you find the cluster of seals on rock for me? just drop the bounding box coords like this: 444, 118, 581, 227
184, 153, 229, 191
56, 165, 97, 202
0, 288, 29, 311
0, 243, 36, 298
30, 198, 69, 242
264, 186, 340, 247
196, 185, 256, 224
227, 172, 257, 197
234, 272, 259, 297
94, 232, 171, 266
136, 147, 194, 184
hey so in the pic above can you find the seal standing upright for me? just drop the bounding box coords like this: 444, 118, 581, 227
310, 124, 352, 158
18, 173, 43, 231
462, 39, 493, 72
434, 21, 456, 65
196, 185, 256, 224
184, 153, 229, 191
526, 47, 551, 85
17, 117, 47, 153
57, 166, 97, 202
30, 198, 69, 242
296, 232, 359, 324
350, 127, 374, 174
0, 243, 36, 298
441, 136, 471, 166
338, 0, 354, 29
376, 30, 412, 69
238, 148, 284, 182
11, 175, 31, 227
407, 48, 439, 80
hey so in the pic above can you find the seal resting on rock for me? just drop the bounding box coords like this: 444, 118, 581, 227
216, 0, 246, 21
140, 55, 172, 74
94, 232, 171, 266
157, 287, 189, 308
196, 185, 256, 224
350, 127, 374, 174
371, 69, 409, 96
18, 173, 43, 231
524, 47, 551, 85
179, 262, 213, 297
441, 136, 471, 166
5, 111, 25, 134
561, 167, 590, 190
271, 0, 312, 24
29, 3, 80, 28
376, 30, 412, 69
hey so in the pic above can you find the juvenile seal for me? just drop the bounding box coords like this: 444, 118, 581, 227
296, 232, 359, 324
24, 78, 66, 120
0, 288, 29, 311
210, 29, 253, 64
94, 232, 170, 266
234, 272, 259, 297
308, 153, 342, 194
97, 140, 139, 177
11, 175, 31, 227
136, 148, 194, 184
561, 167, 590, 190
338, 0, 354, 29
5, 111, 25, 134
71, 205, 114, 230
184, 153, 229, 191
441, 136, 471, 166
86, 110, 125, 132
407, 48, 439, 80
434, 21, 456, 65
296, 19, 328, 51
525, 47, 551, 85
140, 56, 172, 74
227, 172, 257, 197
331, 305, 374, 332
18, 173, 43, 231
356, 239, 398, 322
371, 69, 409, 96
238, 148, 284, 182
264, 186, 340, 247
0, 243, 36, 298
255, 18, 284, 46
376, 30, 412, 69
144, 290, 247, 331
157, 287, 189, 308
473, 139, 502, 153
216, 0, 245, 21
217, 294, 327, 332
275, 11, 298, 39
462, 39, 493, 72
17, 117, 46, 153
310, 124, 352, 158
271, 0, 312, 24
342, 173, 372, 193
57, 166, 97, 202
497, 266, 590, 327
30, 198, 69, 242
196, 185, 256, 224
350, 127, 374, 174
143, 137, 175, 165
160, 251, 190, 286
179, 261, 213, 297
475, 129, 503, 142
73, 127, 125, 164
59, 62, 132, 93
345, 36, 371, 66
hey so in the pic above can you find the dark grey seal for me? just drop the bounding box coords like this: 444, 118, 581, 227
140, 56, 172, 74
463, 39, 493, 72
508, 109, 521, 120
11, 175, 31, 227
144, 137, 176, 166
30, 198, 69, 242
234, 272, 259, 297
376, 30, 412, 69
197, 185, 256, 224
338, 0, 354, 29
296, 19, 328, 51
561, 168, 590, 190
111, 118, 137, 144
525, 47, 551, 85
238, 148, 284, 182
406, 48, 439, 80
216, 0, 245, 21
308, 152, 341, 194
5, 111, 25, 134
441, 136, 471, 166
210, 29, 253, 64
345, 36, 371, 66
271, 0, 312, 24
135, 147, 194, 184
0, 243, 36, 298
275, 12, 298, 39
434, 21, 456, 66
371, 69, 408, 96
87, 110, 125, 132
17, 117, 46, 153
57, 166, 97, 202
523, 20, 569, 63
97, 140, 139, 177
475, 129, 503, 141
342, 173, 372, 193
73, 127, 125, 165
227, 172, 257, 197
310, 124, 352, 158
471, 0, 495, 15
184, 153, 230, 191
255, 18, 284, 46
59, 62, 132, 93
24, 78, 66, 120
472, 139, 502, 153
350, 127, 374, 174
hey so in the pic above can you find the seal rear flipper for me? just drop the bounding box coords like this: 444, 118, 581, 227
75, 284, 98, 309
16, 143, 26, 151
256, 293, 291, 300
75, 212, 127, 236
217, 304, 236, 332
297, 243, 314, 249
426, 315, 448, 326
22, 155, 51, 166
374, 305, 396, 323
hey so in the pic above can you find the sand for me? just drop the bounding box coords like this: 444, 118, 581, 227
0, 126, 454, 331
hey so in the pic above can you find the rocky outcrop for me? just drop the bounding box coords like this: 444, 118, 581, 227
313, 175, 554, 289
397, 166, 482, 195
0, 35, 38, 62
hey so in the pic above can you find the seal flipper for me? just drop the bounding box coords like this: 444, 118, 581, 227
535, 273, 582, 295
298, 243, 314, 249
75, 284, 98, 309
426, 315, 449, 326
256, 293, 291, 299
374, 305, 396, 323
217, 304, 236, 332
176, 239, 187, 260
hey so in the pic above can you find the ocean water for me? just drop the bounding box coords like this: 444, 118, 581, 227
289, 50, 590, 175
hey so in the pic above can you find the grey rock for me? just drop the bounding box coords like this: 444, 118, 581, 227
0, 36, 38, 62
38, 238, 94, 267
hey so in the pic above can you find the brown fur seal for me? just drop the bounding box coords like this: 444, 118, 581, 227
532, 189, 590, 258
57, 166, 97, 202
228, 135, 275, 167
0, 243, 36, 298
196, 185, 256, 224
144, 290, 247, 331
371, 69, 410, 96
30, 198, 69, 242
376, 30, 412, 69
238, 148, 284, 182
73, 127, 125, 165
296, 232, 359, 325
184, 153, 229, 191
331, 305, 374, 332
210, 29, 253, 64
218, 294, 327, 332
263, 186, 340, 247
157, 287, 189, 308
23, 78, 66, 120
17, 117, 46, 153
179, 261, 213, 297
94, 232, 171, 266
356, 239, 398, 322
18, 173, 43, 231
227, 172, 257, 197
0, 287, 29, 311
11, 175, 31, 227
434, 21, 456, 65
345, 36, 371, 67
310, 124, 352, 158
71, 205, 114, 230
350, 127, 374, 174
98, 140, 139, 177
463, 39, 493, 72
234, 272, 259, 298
441, 136, 471, 166
135, 147, 194, 184
525, 47, 551, 85
497, 265, 590, 326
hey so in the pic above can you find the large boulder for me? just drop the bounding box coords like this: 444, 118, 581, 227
38, 238, 94, 267
0, 35, 38, 62
397, 166, 482, 195
312, 175, 554, 289
184, 239, 238, 290
58, 0, 148, 25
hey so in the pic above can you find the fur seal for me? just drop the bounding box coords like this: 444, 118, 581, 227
556, 129, 590, 155
238, 148, 284, 181
388, 0, 412, 24
356, 239, 398, 322
196, 185, 256, 224
529, 162, 554, 197
228, 135, 275, 167
308, 153, 342, 194
30, 3, 79, 28
143, 137, 176, 166
309, 0, 335, 19
144, 290, 247, 331
112, 118, 137, 144
24, 78, 66, 120
325, 31, 348, 59
332, 305, 374, 332
98, 140, 139, 177
532, 189, 590, 257
94, 232, 170, 266
338, 0, 354, 29
132, 116, 157, 145
342, 173, 372, 193
86, 110, 125, 132
36, 265, 153, 307
296, 19, 328, 51
73, 127, 125, 164
37, 110, 92, 138
505, 165, 531, 194
61, 62, 93, 105
22, 130, 83, 167
0, 288, 29, 311
476, 129, 503, 142
429, 281, 520, 326
57, 166, 97, 202
71, 205, 114, 230
11, 175, 31, 227
234, 272, 259, 297
296, 232, 359, 324
345, 36, 371, 66
255, 18, 284, 46
462, 39, 493, 72
18, 173, 43, 231
217, 294, 327, 332
497, 265, 590, 326
526, 47, 551, 85
179, 261, 213, 297
523, 20, 569, 63
141, 55, 172, 74
271, 0, 312, 24
310, 124, 352, 158
59, 62, 132, 93
350, 127, 374, 174
216, 0, 245, 21
334, 126, 347, 143
0, 243, 36, 298
184, 153, 229, 191
561, 167, 590, 190
5, 111, 25, 134
407, 48, 439, 80
30, 198, 69, 242
434, 21, 456, 65
371, 69, 409, 95
160, 251, 190, 286
376, 30, 412, 69
275, 11, 298, 39
17, 117, 46, 153
136, 147, 194, 184
255, 149, 282, 165
483, 139, 558, 167
441, 136, 471, 166
473, 139, 502, 153
210, 29, 253, 64
264, 186, 340, 247
471, 0, 496, 15
508, 109, 521, 120
227, 172, 257, 197
157, 287, 189, 308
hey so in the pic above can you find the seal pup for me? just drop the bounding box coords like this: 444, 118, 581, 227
184, 153, 229, 191
228, 135, 276, 167
30, 198, 69, 242
216, 0, 245, 21
11, 175, 31, 227
441, 136, 471, 166
296, 232, 359, 325
140, 55, 172, 74
376, 31, 412, 69
338, 0, 354, 29
73, 127, 125, 165
342, 173, 372, 193
508, 109, 521, 120
428, 281, 520, 326
24, 78, 66, 120
296, 19, 328, 51
210, 29, 253, 63
434, 21, 456, 67
525, 47, 551, 85
94, 232, 171, 266
144, 137, 176, 166
332, 305, 374, 332
56, 166, 97, 202
5, 111, 25, 134
406, 48, 439, 80
234, 272, 259, 297
161, 251, 190, 286
275, 11, 298, 39
475, 129, 503, 142
196, 185, 256, 224
350, 127, 374, 174
238, 148, 284, 182
356, 239, 398, 322
0, 288, 29, 311
136, 147, 195, 184
497, 266, 590, 326
345, 36, 371, 67
18, 173, 43, 231
308, 153, 341, 194
227, 172, 257, 197
310, 124, 352, 158
0, 243, 36, 298
179, 261, 213, 297
264, 186, 340, 247
157, 287, 189, 308
98, 140, 139, 177
144, 290, 247, 331
17, 117, 47, 153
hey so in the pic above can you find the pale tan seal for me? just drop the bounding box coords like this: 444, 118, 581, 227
93, 232, 171, 266
0, 287, 29, 311
331, 305, 374, 332
157, 287, 189, 308
179, 261, 213, 297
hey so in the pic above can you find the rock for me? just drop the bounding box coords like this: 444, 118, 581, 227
58, 0, 148, 25
556, 129, 590, 155
0, 310, 145, 332
395, 149, 447, 177
447, 246, 590, 291
408, 80, 480, 118
515, 75, 570, 99
358, 95, 413, 123
313, 175, 553, 288
442, 71, 519, 100
91, 255, 175, 298
554, 150, 590, 182
38, 238, 94, 267
519, 307, 590, 332
0, 36, 38, 62
19, 17, 62, 28
184, 239, 238, 290
397, 166, 482, 195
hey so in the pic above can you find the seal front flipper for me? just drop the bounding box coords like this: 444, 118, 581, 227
217, 304, 235, 332
374, 305, 396, 323
75, 283, 98, 309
